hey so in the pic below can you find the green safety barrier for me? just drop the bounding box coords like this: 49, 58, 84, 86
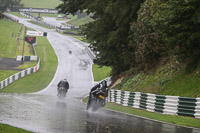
108, 90, 200, 119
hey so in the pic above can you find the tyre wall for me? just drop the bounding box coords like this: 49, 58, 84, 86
107, 90, 200, 119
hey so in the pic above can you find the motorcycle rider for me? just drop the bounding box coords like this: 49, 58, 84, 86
88, 80, 109, 105
69, 50, 72, 55
91, 80, 108, 96
57, 79, 69, 97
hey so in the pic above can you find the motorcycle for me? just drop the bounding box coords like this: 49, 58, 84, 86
86, 90, 106, 111
57, 86, 67, 100
69, 50, 72, 55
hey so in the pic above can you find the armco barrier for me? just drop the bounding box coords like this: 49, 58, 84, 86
3, 13, 19, 23
0, 58, 40, 90
16, 55, 38, 61
107, 90, 200, 119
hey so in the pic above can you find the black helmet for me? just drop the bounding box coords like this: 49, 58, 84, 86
101, 80, 107, 87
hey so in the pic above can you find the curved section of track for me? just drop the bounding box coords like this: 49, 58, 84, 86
0, 14, 199, 133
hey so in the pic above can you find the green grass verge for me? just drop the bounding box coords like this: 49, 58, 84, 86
115, 60, 200, 97
0, 19, 34, 57
0, 20, 21, 58
82, 97, 200, 129
14, 62, 37, 69
67, 14, 77, 20
0, 70, 18, 81
67, 15, 93, 27
0, 123, 32, 133
92, 64, 111, 81
57, 30, 84, 41
16, 27, 35, 56
0, 20, 36, 82
20, 0, 62, 9
0, 36, 58, 93
161, 70, 200, 97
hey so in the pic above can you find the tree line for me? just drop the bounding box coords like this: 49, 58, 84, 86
0, 0, 23, 10
58, 0, 200, 76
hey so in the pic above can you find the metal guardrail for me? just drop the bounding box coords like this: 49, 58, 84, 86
107, 90, 200, 119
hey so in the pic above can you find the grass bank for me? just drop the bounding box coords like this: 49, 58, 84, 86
0, 19, 34, 57
0, 123, 32, 133
20, 0, 62, 9
0, 20, 21, 58
67, 15, 93, 27
114, 59, 200, 97
0, 36, 58, 93
92, 64, 111, 81
0, 19, 37, 81
0, 70, 18, 81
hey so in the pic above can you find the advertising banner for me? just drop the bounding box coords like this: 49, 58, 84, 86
27, 31, 44, 36
0, 7, 58, 14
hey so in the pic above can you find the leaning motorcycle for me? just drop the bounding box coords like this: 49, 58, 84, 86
86, 90, 106, 111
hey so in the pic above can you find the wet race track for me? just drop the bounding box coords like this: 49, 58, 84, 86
1, 94, 200, 133
0, 14, 200, 133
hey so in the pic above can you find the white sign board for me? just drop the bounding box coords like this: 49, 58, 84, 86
27, 31, 44, 36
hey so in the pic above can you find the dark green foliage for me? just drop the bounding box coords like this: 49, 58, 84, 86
57, 0, 200, 76
0, 0, 23, 9
130, 0, 168, 71
129, 0, 200, 72
57, 0, 144, 74
150, 0, 200, 63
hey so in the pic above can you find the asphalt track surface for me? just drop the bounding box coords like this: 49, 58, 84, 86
0, 57, 23, 71
0, 14, 200, 133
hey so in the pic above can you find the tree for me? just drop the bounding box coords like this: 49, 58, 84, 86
151, 0, 200, 63
128, 0, 200, 71
57, 0, 144, 74
129, 0, 168, 71
0, 0, 23, 10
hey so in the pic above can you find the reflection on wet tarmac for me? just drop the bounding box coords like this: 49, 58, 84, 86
0, 93, 200, 133
85, 110, 199, 133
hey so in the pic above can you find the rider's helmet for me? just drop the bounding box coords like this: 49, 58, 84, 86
69, 50, 72, 54
101, 80, 107, 87
100, 80, 107, 91
63, 79, 67, 81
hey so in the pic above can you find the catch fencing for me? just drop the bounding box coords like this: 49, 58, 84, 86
107, 90, 200, 119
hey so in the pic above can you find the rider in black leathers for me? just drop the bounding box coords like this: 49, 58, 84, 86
57, 79, 69, 97
88, 80, 108, 104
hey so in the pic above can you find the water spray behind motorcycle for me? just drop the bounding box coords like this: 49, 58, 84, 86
86, 91, 106, 112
